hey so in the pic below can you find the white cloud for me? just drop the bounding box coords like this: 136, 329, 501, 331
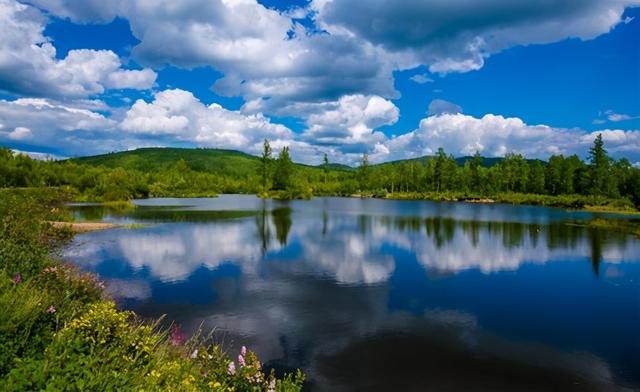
0, 0, 156, 98
0, 98, 115, 134
410, 73, 434, 84
0, 97, 123, 155
606, 110, 637, 122
4, 93, 639, 164
302, 94, 398, 149
313, 0, 640, 74
8, 126, 32, 140
14, 0, 397, 110
381, 112, 640, 162
16, 0, 639, 113
121, 89, 293, 153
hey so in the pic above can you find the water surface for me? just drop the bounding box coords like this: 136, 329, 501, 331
64, 195, 640, 391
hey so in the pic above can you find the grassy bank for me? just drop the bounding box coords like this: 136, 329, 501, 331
0, 189, 304, 391
383, 191, 639, 213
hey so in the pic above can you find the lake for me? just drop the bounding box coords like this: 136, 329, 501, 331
63, 195, 640, 391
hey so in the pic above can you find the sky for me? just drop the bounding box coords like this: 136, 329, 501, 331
0, 0, 639, 165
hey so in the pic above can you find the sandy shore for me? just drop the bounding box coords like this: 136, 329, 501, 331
49, 221, 120, 233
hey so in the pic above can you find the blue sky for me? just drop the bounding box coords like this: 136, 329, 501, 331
0, 0, 638, 164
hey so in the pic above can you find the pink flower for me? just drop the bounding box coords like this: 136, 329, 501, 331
170, 324, 186, 346
268, 378, 276, 392
47, 306, 56, 313
227, 361, 236, 375
238, 354, 245, 367
240, 345, 247, 356
13, 274, 21, 284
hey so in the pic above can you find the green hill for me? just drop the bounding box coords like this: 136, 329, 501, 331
68, 148, 264, 177
67, 147, 539, 176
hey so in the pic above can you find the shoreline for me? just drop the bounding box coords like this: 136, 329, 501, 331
73, 192, 640, 216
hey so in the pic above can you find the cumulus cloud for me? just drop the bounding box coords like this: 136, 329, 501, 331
298, 94, 398, 158
121, 89, 294, 154
0, 97, 149, 155
0, 98, 115, 135
28, 0, 395, 110
16, 0, 639, 112
3, 94, 640, 164
313, 0, 640, 74
381, 111, 640, 162
0, 0, 156, 98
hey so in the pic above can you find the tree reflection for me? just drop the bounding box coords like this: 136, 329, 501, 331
378, 216, 626, 277
272, 207, 292, 247
255, 199, 271, 253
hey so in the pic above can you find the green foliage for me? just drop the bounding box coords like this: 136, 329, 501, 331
260, 140, 273, 191
273, 146, 294, 191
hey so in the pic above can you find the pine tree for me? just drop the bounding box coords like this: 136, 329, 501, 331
587, 134, 611, 195
273, 146, 293, 190
260, 139, 272, 190
358, 153, 369, 190
323, 153, 329, 183
470, 151, 483, 192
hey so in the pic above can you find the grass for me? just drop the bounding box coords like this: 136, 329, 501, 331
0, 189, 304, 391
101, 200, 136, 210
383, 191, 639, 213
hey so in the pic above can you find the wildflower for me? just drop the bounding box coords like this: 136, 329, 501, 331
47, 306, 56, 313
268, 378, 276, 392
170, 324, 186, 346
228, 361, 236, 375
238, 354, 245, 367
191, 349, 198, 359
13, 274, 21, 284
241, 345, 247, 356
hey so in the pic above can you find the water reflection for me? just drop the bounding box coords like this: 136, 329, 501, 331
64, 196, 640, 390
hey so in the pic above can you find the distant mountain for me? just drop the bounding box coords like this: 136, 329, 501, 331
67, 147, 543, 175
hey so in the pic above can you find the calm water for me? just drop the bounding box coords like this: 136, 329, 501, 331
64, 195, 640, 391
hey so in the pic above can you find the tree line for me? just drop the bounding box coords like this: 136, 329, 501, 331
1, 134, 639, 208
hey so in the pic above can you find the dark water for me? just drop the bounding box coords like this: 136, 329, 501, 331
64, 195, 640, 391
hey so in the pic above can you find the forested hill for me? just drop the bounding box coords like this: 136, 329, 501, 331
68, 148, 262, 177
68, 147, 355, 175
67, 147, 515, 173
